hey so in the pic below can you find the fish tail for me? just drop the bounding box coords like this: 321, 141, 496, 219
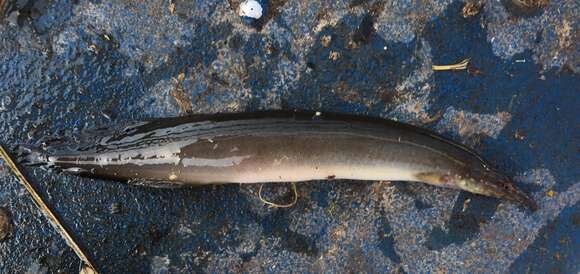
13, 144, 51, 166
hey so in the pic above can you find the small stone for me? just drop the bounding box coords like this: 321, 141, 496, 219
100, 109, 114, 121
461, 2, 483, 18
0, 95, 12, 112
238, 0, 268, 28
177, 72, 185, 82
264, 40, 274, 55
462, 198, 471, 212
514, 129, 525, 140
6, 10, 18, 27
320, 35, 331, 47
87, 44, 98, 54
168, 0, 175, 15
0, 207, 13, 242
109, 203, 121, 214
329, 51, 340, 61
239, 0, 263, 19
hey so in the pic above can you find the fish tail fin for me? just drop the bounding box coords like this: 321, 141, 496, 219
13, 144, 50, 166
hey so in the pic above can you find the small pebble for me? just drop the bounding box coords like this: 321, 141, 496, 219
320, 35, 332, 47
238, 0, 267, 28
239, 0, 263, 19
101, 109, 114, 121
461, 2, 483, 18
6, 11, 19, 27
87, 44, 99, 55
109, 203, 121, 214
0, 207, 13, 242
462, 198, 471, 212
0, 95, 12, 112
514, 129, 525, 141
329, 51, 340, 61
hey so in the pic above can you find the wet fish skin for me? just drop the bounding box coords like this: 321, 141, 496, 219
18, 111, 537, 210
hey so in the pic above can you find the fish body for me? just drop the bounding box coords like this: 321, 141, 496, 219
19, 111, 537, 210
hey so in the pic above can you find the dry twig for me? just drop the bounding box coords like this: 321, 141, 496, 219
0, 145, 98, 273
432, 59, 470, 71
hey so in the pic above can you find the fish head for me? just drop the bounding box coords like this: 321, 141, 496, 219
416, 166, 537, 211
455, 166, 538, 211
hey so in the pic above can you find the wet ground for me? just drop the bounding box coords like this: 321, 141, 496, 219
0, 0, 578, 273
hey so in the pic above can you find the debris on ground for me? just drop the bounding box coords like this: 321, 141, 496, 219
432, 59, 470, 71
0, 207, 12, 242
462, 1, 484, 18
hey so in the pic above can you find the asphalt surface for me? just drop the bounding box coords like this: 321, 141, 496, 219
0, 0, 578, 273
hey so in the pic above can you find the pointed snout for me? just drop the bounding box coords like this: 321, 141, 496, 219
502, 183, 538, 211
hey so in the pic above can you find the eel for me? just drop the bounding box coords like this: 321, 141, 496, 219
17, 111, 537, 210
